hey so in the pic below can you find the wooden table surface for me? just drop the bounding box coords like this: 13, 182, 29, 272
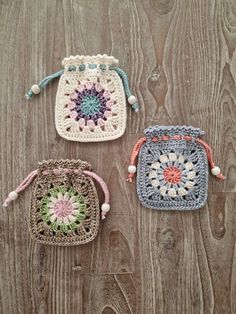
0, 1, 236, 313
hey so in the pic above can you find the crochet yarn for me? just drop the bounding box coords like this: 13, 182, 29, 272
3, 159, 110, 246
25, 54, 139, 142
127, 125, 225, 211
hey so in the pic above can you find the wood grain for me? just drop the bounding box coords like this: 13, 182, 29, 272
0, 0, 236, 313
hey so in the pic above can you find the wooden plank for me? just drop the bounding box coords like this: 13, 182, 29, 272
0, 0, 236, 313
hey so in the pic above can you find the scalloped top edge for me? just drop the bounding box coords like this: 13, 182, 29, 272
62, 54, 119, 67
37, 159, 92, 172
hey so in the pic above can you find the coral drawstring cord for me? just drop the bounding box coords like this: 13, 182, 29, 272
158, 135, 225, 180
126, 135, 225, 183
127, 137, 147, 182
196, 138, 225, 180
3, 170, 38, 207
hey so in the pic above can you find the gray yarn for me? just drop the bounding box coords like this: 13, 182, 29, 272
144, 125, 205, 138
136, 125, 208, 211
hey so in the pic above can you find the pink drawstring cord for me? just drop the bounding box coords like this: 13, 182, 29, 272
3, 168, 111, 220
3, 170, 38, 207
83, 170, 110, 219
127, 135, 225, 182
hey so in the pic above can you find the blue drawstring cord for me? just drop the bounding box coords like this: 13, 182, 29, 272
25, 69, 64, 99
109, 66, 139, 112
25, 66, 139, 112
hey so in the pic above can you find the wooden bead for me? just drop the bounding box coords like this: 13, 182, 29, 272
31, 84, 41, 94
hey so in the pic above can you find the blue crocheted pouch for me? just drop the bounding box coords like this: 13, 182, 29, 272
127, 125, 225, 211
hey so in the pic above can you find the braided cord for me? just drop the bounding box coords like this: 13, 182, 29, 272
25, 69, 64, 99
110, 66, 139, 111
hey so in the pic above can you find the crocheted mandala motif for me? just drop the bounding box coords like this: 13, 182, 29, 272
40, 187, 86, 234
137, 126, 209, 210
149, 153, 197, 197
55, 55, 127, 142
30, 160, 100, 246
68, 82, 113, 127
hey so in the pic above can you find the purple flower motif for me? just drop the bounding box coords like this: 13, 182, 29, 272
68, 82, 114, 128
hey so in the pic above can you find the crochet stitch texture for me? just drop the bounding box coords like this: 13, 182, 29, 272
30, 160, 100, 246
55, 55, 127, 142
136, 126, 209, 210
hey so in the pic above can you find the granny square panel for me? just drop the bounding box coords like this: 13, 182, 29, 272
127, 125, 225, 211
3, 159, 111, 246
25, 54, 139, 142
137, 126, 208, 210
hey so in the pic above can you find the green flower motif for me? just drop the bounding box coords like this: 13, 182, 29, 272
40, 186, 86, 234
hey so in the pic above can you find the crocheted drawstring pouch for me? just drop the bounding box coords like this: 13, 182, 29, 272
3, 159, 110, 246
25, 54, 139, 142
127, 125, 225, 211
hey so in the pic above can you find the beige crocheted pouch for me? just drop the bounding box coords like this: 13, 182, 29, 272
3, 159, 111, 246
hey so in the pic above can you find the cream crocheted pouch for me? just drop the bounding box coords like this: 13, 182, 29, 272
3, 159, 111, 246
26, 55, 139, 142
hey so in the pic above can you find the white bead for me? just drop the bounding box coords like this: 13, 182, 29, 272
101, 203, 110, 213
211, 166, 221, 176
128, 165, 136, 174
128, 95, 137, 105
31, 84, 41, 94
8, 191, 18, 201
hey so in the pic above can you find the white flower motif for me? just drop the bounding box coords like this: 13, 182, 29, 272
48, 193, 80, 225
148, 153, 196, 198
